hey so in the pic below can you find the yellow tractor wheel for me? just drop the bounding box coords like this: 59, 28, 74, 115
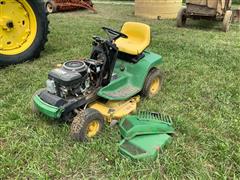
0, 0, 49, 66
141, 68, 163, 98
71, 109, 105, 142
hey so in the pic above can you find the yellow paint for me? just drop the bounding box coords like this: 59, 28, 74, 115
89, 96, 140, 122
149, 77, 160, 95
115, 22, 150, 55
87, 120, 100, 138
135, 0, 182, 19
0, 0, 37, 55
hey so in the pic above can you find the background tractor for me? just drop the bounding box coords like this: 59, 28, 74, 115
45, 0, 96, 14
0, 0, 48, 66
177, 0, 233, 32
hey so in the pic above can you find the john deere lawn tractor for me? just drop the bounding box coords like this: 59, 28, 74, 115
32, 22, 164, 141
0, 0, 48, 66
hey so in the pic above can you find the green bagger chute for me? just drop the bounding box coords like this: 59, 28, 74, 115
118, 111, 175, 160
119, 134, 172, 161
119, 111, 175, 139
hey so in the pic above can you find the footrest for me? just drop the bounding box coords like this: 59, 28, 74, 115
99, 85, 140, 100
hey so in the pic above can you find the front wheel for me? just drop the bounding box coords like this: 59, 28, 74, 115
0, 0, 49, 66
71, 109, 104, 142
177, 7, 187, 27
141, 68, 163, 98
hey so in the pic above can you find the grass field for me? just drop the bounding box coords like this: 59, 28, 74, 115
1, 4, 240, 179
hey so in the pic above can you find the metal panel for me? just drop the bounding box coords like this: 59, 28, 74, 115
135, 0, 182, 19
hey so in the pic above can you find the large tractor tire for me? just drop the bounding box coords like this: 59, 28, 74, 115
0, 0, 49, 66
177, 7, 187, 27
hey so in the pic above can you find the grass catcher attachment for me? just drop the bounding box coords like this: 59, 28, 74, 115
118, 111, 175, 161
119, 111, 175, 139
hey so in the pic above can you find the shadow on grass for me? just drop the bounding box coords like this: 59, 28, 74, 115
184, 19, 224, 32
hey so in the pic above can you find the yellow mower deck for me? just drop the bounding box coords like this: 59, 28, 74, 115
89, 96, 140, 123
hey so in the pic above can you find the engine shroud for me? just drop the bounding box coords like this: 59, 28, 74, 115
48, 61, 88, 86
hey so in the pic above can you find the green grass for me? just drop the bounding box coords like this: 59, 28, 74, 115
1, 4, 240, 179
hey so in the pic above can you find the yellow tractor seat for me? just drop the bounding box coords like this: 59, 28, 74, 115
115, 22, 151, 56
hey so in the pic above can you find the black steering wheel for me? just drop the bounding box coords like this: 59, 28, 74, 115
102, 27, 128, 41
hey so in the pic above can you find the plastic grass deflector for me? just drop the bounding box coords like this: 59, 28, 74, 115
119, 111, 175, 139
119, 134, 172, 160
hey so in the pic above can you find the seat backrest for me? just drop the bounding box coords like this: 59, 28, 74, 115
121, 22, 151, 45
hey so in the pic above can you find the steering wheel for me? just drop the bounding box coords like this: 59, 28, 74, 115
102, 27, 128, 40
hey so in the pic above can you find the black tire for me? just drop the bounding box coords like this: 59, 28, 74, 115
223, 10, 233, 32
177, 7, 187, 27
141, 68, 163, 98
0, 0, 49, 66
71, 108, 104, 142
45, 0, 57, 14
31, 88, 46, 114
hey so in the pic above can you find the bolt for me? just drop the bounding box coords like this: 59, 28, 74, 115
6, 21, 14, 28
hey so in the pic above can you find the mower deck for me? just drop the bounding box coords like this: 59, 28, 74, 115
89, 96, 140, 122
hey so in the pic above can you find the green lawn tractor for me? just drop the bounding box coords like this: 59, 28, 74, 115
32, 22, 164, 141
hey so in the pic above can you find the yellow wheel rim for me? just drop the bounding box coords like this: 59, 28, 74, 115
149, 77, 161, 95
0, 0, 37, 56
87, 120, 100, 138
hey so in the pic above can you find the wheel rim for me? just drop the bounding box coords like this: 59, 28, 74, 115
87, 120, 100, 138
0, 0, 37, 56
149, 77, 160, 95
47, 3, 53, 13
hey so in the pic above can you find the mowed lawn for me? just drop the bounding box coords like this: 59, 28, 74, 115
1, 4, 240, 179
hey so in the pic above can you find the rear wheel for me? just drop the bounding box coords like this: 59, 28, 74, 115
71, 109, 104, 142
223, 10, 233, 32
141, 68, 163, 98
177, 7, 187, 27
0, 0, 49, 66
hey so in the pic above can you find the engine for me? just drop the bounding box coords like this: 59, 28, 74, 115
46, 60, 103, 98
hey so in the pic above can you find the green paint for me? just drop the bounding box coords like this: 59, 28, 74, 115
119, 134, 172, 161
33, 95, 64, 119
118, 112, 175, 160
98, 51, 162, 100
119, 112, 175, 139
